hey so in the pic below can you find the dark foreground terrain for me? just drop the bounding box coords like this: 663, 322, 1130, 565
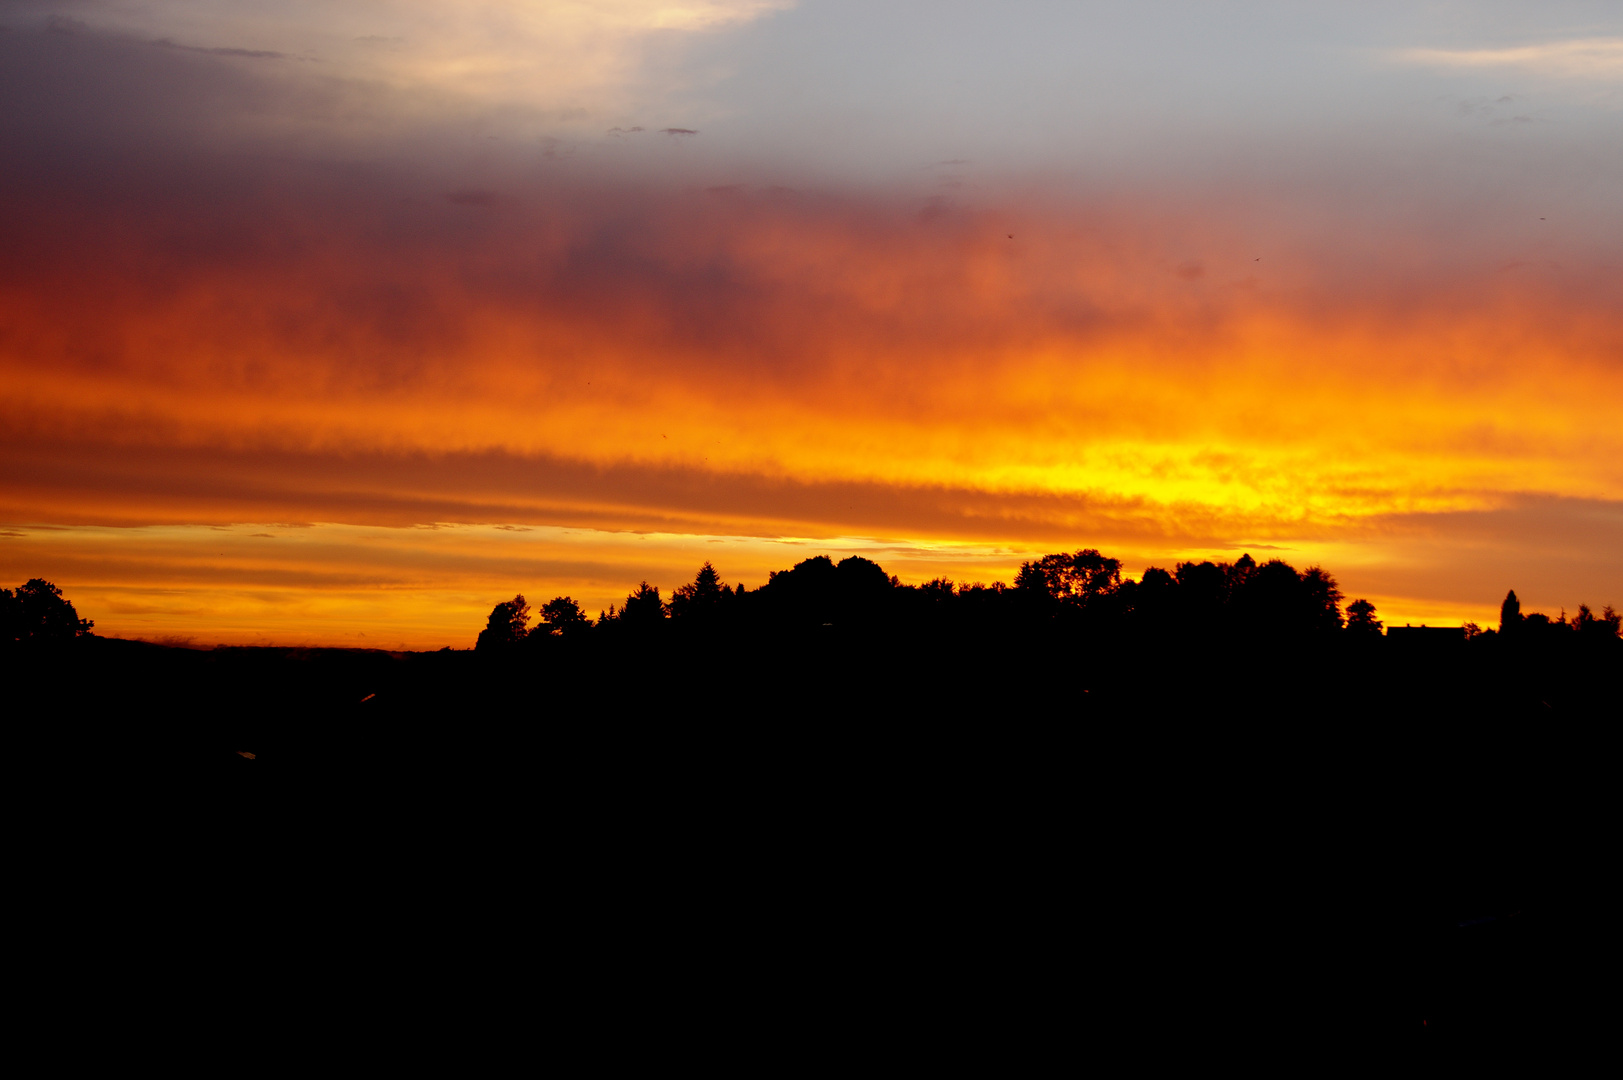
13, 619, 1611, 1057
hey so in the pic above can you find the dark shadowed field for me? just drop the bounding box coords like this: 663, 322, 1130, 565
13, 618, 1610, 1057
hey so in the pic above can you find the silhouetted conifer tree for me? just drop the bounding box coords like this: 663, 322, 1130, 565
1500, 590, 1522, 635
621, 582, 666, 625
1574, 604, 1622, 640
669, 562, 727, 621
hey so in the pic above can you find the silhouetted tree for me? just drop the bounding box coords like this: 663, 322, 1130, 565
1121, 566, 1177, 630
954, 581, 1008, 627
621, 582, 666, 625
1014, 557, 1059, 597
1174, 560, 1226, 629
761, 556, 839, 625
0, 587, 17, 646
835, 557, 891, 613
1346, 598, 1383, 635
1231, 558, 1306, 635
538, 596, 589, 635
1015, 549, 1121, 607
1139, 567, 1175, 590
669, 562, 727, 621
1574, 603, 1622, 641
476, 595, 530, 651
776, 556, 836, 590
1499, 590, 1522, 635
835, 557, 890, 593
821, 556, 890, 625
2, 579, 93, 645
1300, 566, 1345, 632
1225, 554, 1258, 599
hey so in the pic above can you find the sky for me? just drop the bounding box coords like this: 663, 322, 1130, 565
2, 0, 1620, 647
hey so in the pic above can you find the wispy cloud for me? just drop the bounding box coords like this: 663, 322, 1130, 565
150, 38, 286, 60
1393, 38, 1623, 79
28, 1, 797, 127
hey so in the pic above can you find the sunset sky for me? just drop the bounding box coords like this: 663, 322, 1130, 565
3, 1, 1620, 647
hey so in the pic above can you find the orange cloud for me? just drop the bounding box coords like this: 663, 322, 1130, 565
6, 180, 1620, 498
2, 164, 1619, 642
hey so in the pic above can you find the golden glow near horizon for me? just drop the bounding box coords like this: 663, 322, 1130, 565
0, 521, 1521, 648
0, 522, 1062, 648
2, 3, 1620, 645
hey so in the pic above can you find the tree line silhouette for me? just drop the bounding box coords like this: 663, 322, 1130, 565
5, 555, 1614, 657
458, 552, 1613, 1044
7, 559, 1613, 1046
473, 549, 1621, 652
